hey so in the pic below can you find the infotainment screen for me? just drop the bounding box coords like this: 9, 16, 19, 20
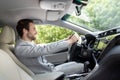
93, 40, 107, 50
94, 34, 117, 51
96, 40, 107, 50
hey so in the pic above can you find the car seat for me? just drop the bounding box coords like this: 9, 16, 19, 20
0, 26, 34, 76
0, 26, 64, 80
84, 34, 120, 80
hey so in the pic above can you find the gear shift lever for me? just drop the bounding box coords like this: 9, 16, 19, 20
84, 61, 90, 72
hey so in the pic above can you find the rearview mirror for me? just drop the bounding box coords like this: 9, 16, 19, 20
73, 0, 88, 16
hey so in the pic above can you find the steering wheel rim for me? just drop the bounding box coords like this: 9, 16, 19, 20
69, 34, 97, 61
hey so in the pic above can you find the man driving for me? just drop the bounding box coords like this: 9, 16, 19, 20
14, 19, 84, 75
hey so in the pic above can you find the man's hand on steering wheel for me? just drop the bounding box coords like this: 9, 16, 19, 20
67, 33, 82, 45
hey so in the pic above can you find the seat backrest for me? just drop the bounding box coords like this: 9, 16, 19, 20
85, 34, 120, 80
85, 45, 120, 80
0, 49, 33, 80
0, 26, 34, 76
0, 26, 65, 80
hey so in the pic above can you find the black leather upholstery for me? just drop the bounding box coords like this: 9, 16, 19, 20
87, 46, 120, 80
86, 34, 120, 80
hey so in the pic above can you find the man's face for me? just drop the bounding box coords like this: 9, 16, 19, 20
26, 22, 37, 40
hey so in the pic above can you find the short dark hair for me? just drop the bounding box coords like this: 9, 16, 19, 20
16, 19, 33, 38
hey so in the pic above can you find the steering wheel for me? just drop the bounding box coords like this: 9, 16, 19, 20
69, 33, 96, 62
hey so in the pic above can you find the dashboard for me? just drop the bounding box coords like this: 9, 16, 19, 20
94, 27, 120, 51
69, 27, 120, 73
98, 27, 120, 38
81, 27, 120, 59
69, 27, 120, 63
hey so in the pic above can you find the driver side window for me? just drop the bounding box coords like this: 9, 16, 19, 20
35, 25, 74, 44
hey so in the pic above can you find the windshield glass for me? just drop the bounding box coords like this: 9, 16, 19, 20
63, 0, 120, 32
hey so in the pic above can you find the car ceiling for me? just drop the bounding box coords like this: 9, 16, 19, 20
0, 0, 73, 26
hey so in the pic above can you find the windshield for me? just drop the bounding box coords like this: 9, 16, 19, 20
63, 0, 120, 32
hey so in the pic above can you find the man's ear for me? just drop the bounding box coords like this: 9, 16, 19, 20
23, 28, 28, 34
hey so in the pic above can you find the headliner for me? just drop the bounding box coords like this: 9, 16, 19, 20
0, 0, 72, 26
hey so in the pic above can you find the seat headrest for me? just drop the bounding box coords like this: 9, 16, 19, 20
0, 26, 15, 44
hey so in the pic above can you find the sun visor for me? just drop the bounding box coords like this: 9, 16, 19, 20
40, 0, 66, 11
40, 0, 73, 21
46, 10, 62, 21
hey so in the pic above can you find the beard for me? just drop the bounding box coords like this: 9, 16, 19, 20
27, 33, 36, 40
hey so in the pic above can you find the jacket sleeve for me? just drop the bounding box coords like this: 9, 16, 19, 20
15, 40, 70, 58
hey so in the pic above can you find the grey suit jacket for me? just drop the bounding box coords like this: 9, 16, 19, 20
14, 39, 69, 74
